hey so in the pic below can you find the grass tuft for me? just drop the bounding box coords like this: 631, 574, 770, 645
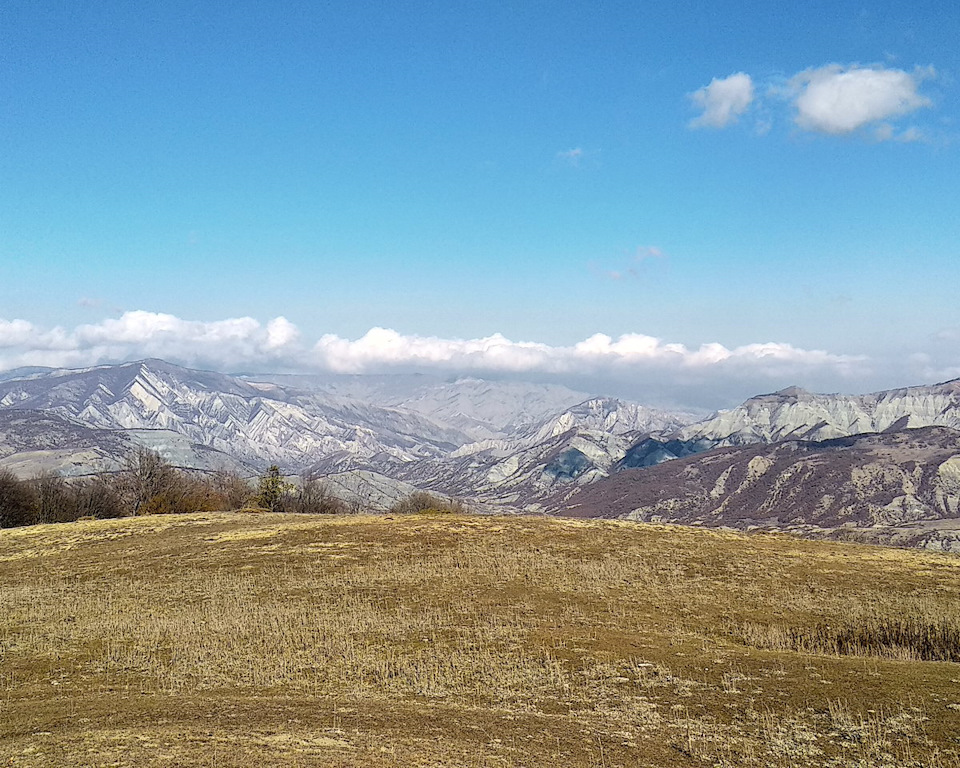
735, 600, 960, 661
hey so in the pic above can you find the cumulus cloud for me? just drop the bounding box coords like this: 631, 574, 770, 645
0, 311, 304, 373
789, 64, 933, 134
689, 63, 936, 140
0, 320, 43, 349
0, 311, 880, 408
689, 72, 754, 128
265, 316, 300, 350
309, 328, 864, 384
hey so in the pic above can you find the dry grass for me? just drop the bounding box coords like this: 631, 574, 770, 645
2, 512, 960, 766
735, 597, 960, 662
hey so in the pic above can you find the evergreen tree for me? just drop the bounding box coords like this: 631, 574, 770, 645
255, 465, 290, 512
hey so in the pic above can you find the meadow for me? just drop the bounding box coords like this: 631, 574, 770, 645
2, 512, 960, 767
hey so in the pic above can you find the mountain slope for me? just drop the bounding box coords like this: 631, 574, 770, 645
0, 360, 470, 472
0, 360, 696, 495
304, 396, 694, 509
617, 378, 960, 473
559, 426, 960, 549
680, 380, 960, 445
247, 373, 603, 441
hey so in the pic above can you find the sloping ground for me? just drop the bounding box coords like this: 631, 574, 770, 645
0, 360, 471, 473
0, 410, 254, 478
622, 377, 960, 475
680, 378, 960, 445
0, 410, 132, 476
2, 513, 960, 767
559, 427, 960, 550
388, 426, 645, 509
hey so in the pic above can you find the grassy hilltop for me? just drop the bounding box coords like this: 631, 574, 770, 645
2, 513, 960, 767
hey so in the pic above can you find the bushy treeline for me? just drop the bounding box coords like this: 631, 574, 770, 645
0, 449, 474, 530
0, 449, 350, 529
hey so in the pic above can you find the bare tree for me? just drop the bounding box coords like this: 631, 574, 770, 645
212, 470, 255, 510
389, 491, 465, 515
30, 471, 73, 525
123, 447, 177, 515
289, 477, 349, 514
0, 470, 37, 528
73, 475, 124, 520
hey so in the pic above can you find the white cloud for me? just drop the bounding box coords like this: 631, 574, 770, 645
265, 317, 300, 349
0, 311, 882, 408
789, 64, 932, 135
896, 126, 924, 143
689, 72, 754, 128
0, 320, 41, 348
309, 328, 863, 384
592, 245, 667, 281
557, 147, 584, 163
634, 246, 664, 261
873, 124, 925, 143
690, 63, 936, 140
0, 311, 304, 373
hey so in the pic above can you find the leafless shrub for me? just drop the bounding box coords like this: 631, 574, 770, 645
73, 475, 125, 521
211, 470, 255, 511
28, 471, 73, 525
286, 477, 350, 515
389, 490, 466, 515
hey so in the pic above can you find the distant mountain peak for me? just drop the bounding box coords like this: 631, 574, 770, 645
773, 385, 812, 398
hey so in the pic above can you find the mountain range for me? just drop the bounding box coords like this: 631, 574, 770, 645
0, 359, 692, 508
2, 358, 960, 547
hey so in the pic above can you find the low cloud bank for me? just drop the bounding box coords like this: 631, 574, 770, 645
0, 310, 952, 409
312, 327, 859, 377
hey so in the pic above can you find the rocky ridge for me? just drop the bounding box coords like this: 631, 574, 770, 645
680, 380, 960, 445
558, 426, 960, 550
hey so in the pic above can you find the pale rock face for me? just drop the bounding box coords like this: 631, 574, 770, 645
935, 457, 960, 516
745, 455, 773, 482
486, 455, 520, 484
709, 466, 733, 499
535, 398, 695, 443
680, 380, 960, 446
0, 360, 478, 472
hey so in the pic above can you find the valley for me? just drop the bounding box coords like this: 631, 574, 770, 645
2, 359, 960, 549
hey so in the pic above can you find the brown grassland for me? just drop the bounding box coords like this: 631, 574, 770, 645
2, 511, 960, 767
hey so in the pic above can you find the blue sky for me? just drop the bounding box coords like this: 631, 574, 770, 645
1, 1, 957, 407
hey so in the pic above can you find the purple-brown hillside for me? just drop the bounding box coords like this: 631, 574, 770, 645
556, 427, 960, 534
